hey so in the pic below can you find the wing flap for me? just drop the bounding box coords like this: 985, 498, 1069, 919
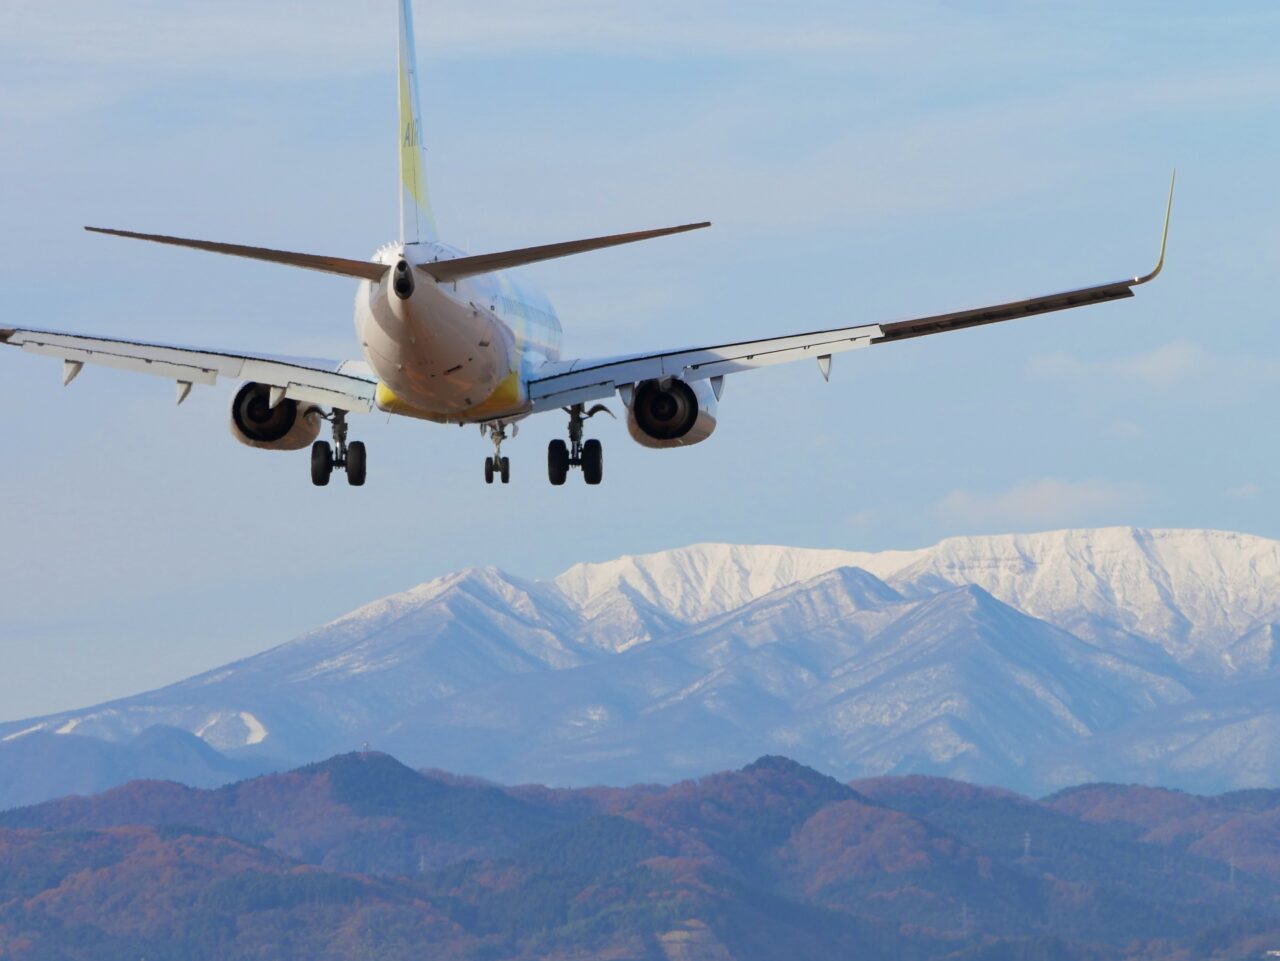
1, 328, 377, 412
873, 281, 1136, 343
528, 323, 883, 410
21, 339, 222, 385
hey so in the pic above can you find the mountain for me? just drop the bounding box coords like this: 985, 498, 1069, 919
0, 751, 575, 876
1047, 669, 1280, 791
0, 726, 266, 809
3, 754, 1279, 961
555, 529, 1280, 674
3, 527, 1279, 806
885, 528, 1280, 674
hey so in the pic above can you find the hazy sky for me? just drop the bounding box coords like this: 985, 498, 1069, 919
2, 1, 1277, 720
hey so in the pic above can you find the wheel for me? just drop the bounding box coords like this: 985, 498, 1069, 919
484, 456, 495, 485
547, 440, 569, 486
346, 441, 367, 487
311, 441, 333, 487
499, 456, 510, 485
582, 439, 603, 486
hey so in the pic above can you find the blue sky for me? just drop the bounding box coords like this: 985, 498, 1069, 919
1, 0, 1277, 720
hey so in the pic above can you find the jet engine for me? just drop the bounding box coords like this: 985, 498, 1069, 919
626, 378, 718, 449
229, 382, 323, 451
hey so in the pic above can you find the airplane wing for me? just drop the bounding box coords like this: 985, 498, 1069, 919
529, 175, 1175, 412
0, 327, 377, 412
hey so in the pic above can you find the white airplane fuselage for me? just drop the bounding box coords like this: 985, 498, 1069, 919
356, 242, 562, 425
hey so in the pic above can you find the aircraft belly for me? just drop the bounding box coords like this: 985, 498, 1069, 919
358, 282, 523, 421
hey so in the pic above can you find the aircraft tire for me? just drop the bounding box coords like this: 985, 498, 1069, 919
548, 441, 569, 486
347, 441, 367, 487
484, 456, 495, 485
500, 456, 510, 484
311, 441, 333, 487
582, 439, 603, 486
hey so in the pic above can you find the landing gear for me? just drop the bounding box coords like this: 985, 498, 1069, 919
484, 455, 510, 485
482, 423, 513, 485
311, 440, 333, 486
582, 438, 603, 486
548, 404, 611, 486
548, 440, 569, 486
347, 441, 367, 487
312, 409, 366, 487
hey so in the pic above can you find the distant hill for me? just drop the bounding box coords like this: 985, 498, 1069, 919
0, 725, 267, 809
3, 528, 1280, 807
2, 753, 1279, 960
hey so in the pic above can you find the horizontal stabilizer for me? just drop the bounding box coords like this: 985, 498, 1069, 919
85, 227, 389, 282
418, 222, 711, 283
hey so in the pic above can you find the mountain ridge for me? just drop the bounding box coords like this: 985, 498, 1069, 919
3, 526, 1278, 806
3, 752, 1278, 961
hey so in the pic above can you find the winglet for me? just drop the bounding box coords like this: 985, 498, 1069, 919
1135, 170, 1175, 285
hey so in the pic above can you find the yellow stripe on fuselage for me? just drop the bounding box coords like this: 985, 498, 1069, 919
376, 368, 527, 425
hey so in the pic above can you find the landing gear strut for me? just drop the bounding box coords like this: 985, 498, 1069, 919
312, 409, 366, 487
548, 403, 609, 486
482, 422, 512, 485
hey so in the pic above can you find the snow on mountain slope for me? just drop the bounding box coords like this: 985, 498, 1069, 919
886, 528, 1280, 672
1049, 670, 1280, 792
791, 585, 1190, 788
3, 528, 1278, 802
553, 542, 922, 637
552, 530, 1280, 674
11, 567, 600, 758
673, 567, 908, 670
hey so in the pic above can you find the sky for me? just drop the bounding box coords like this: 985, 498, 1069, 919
1, 0, 1278, 720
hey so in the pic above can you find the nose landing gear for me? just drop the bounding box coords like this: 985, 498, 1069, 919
481, 422, 513, 485
548, 403, 610, 486
311, 409, 366, 487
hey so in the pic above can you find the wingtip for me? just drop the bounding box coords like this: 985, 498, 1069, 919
1135, 171, 1175, 285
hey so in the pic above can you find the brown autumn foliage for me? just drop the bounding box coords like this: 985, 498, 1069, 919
1, 752, 1279, 960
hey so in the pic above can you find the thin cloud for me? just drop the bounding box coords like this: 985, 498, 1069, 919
0, 1, 899, 73
935, 478, 1146, 530
1227, 483, 1262, 500
1105, 420, 1143, 440
1027, 341, 1280, 402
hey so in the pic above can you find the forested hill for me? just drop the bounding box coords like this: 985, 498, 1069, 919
2, 752, 1279, 960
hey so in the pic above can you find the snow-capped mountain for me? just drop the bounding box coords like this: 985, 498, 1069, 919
2, 527, 1278, 805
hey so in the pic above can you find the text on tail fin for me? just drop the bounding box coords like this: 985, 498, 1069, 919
398, 0, 438, 244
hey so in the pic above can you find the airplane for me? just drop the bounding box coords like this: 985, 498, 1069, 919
0, 0, 1174, 490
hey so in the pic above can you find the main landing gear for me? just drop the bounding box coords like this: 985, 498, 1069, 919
482, 422, 513, 485
548, 403, 610, 486
311, 409, 366, 487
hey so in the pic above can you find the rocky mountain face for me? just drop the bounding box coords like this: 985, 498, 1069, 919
3, 527, 1278, 805
2, 753, 1278, 961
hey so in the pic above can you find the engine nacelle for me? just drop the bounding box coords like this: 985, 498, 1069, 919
626, 378, 718, 449
229, 382, 322, 451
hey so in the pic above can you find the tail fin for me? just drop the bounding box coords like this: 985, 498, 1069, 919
398, 0, 438, 244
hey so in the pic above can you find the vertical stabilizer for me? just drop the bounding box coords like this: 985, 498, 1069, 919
398, 0, 438, 244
